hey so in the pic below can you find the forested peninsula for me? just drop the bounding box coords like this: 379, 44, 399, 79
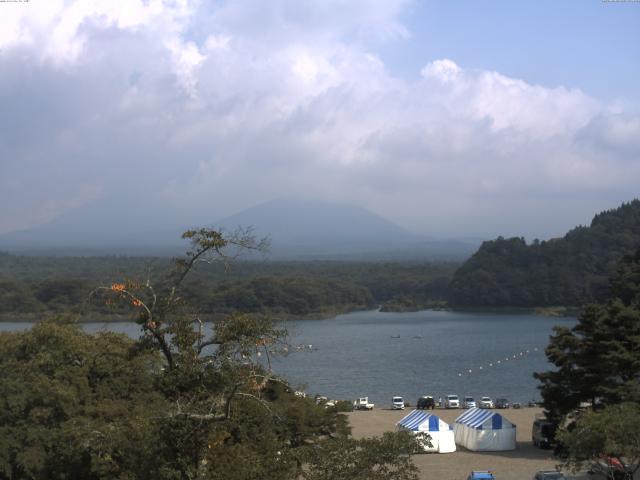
0, 256, 454, 320
449, 200, 640, 308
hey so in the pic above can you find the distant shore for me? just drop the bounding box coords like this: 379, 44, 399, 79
0, 304, 580, 323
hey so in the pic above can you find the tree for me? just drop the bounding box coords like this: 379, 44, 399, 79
0, 317, 166, 479
303, 431, 423, 480
534, 249, 640, 423
556, 403, 640, 480
1, 228, 422, 480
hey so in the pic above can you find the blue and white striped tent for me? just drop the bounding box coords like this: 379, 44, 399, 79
396, 410, 456, 453
454, 408, 516, 451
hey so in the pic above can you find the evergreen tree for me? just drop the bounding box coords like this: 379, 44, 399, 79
535, 249, 640, 424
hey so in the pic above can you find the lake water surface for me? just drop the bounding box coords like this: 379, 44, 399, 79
0, 309, 574, 406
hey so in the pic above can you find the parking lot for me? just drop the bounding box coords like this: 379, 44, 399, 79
347, 407, 595, 480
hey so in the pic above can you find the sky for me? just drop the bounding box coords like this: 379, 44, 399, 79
1, 0, 639, 241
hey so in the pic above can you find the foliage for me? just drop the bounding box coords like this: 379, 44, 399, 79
0, 228, 422, 479
302, 431, 422, 480
534, 249, 640, 424
0, 318, 166, 480
557, 403, 640, 480
450, 200, 640, 307
0, 255, 457, 318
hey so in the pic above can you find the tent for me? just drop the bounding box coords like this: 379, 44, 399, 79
396, 410, 456, 453
454, 408, 516, 451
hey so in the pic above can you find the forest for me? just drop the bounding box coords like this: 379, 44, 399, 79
0, 253, 455, 320
449, 200, 640, 308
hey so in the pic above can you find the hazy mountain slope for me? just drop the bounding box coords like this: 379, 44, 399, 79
0, 197, 186, 254
218, 197, 417, 242
217, 198, 479, 260
0, 197, 479, 260
449, 199, 640, 307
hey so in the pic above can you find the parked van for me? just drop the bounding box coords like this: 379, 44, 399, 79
392, 396, 405, 410
532, 418, 556, 448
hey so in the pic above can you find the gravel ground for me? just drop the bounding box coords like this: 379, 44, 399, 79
347, 407, 594, 480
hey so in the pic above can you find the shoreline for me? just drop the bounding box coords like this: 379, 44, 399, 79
0, 304, 580, 323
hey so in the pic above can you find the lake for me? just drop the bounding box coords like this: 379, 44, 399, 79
0, 309, 574, 407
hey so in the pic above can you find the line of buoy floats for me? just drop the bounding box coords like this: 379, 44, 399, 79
457, 347, 540, 377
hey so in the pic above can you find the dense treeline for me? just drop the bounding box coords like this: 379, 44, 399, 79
450, 199, 640, 307
0, 254, 457, 318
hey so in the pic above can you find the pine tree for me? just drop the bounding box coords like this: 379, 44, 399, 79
535, 249, 640, 424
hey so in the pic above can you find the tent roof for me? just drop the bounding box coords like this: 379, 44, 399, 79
455, 408, 514, 430
397, 410, 452, 432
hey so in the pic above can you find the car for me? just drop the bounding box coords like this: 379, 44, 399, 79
353, 397, 374, 410
534, 470, 566, 480
467, 470, 495, 480
532, 418, 556, 448
417, 395, 435, 410
392, 396, 405, 410
494, 398, 510, 409
479, 396, 494, 409
444, 394, 460, 408
463, 396, 477, 409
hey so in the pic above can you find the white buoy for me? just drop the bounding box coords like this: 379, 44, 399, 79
458, 373, 462, 377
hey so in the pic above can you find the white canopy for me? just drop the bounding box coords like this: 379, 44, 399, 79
396, 410, 456, 453
454, 408, 516, 451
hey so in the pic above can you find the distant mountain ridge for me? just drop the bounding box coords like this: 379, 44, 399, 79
0, 197, 480, 260
215, 197, 480, 260
449, 199, 640, 307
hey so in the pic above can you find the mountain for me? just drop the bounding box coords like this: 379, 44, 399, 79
0, 197, 186, 256
0, 197, 480, 260
216, 197, 478, 260
449, 199, 640, 307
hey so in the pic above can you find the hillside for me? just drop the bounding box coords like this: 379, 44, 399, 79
449, 200, 640, 307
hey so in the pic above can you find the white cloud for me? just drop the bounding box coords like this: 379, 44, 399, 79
0, 1, 638, 239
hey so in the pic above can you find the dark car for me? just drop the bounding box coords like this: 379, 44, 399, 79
417, 396, 435, 410
532, 419, 556, 448
494, 398, 510, 409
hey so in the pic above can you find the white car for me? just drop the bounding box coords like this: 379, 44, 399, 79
463, 396, 477, 409
392, 396, 405, 410
444, 394, 460, 408
353, 397, 375, 410
480, 396, 494, 409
